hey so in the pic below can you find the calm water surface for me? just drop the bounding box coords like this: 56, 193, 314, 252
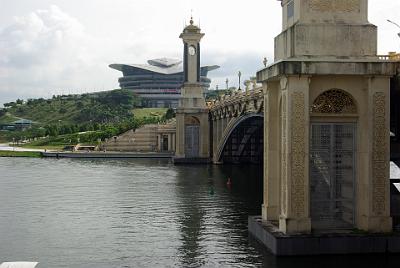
1, 158, 399, 268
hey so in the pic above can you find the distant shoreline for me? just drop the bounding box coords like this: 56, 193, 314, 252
0, 144, 174, 159
0, 150, 42, 157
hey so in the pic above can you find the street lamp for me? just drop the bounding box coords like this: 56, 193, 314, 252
387, 19, 400, 38
263, 57, 268, 67
238, 71, 242, 91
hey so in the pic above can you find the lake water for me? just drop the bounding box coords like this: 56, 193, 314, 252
0, 157, 399, 268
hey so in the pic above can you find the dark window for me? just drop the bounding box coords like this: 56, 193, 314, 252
288, 1, 294, 18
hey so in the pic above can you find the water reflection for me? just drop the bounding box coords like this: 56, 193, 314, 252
176, 166, 208, 267
0, 158, 264, 267
1, 158, 397, 268
174, 164, 263, 267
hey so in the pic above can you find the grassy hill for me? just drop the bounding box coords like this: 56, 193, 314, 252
0, 90, 174, 145
132, 108, 167, 119
1, 89, 141, 125
0, 113, 21, 124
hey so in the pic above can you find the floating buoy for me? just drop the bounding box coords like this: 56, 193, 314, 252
209, 187, 215, 195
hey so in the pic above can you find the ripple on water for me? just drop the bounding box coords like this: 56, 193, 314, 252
0, 158, 265, 267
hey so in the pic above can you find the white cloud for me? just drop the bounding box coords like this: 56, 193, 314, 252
0, 5, 118, 105
0, 0, 399, 106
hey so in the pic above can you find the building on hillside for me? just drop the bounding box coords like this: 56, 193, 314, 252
109, 58, 219, 108
0, 119, 32, 131
13, 119, 33, 130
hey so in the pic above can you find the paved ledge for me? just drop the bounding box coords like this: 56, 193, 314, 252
41, 151, 173, 159
248, 216, 400, 256
173, 157, 211, 165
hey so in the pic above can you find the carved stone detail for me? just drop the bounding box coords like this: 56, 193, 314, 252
291, 92, 306, 217
311, 89, 357, 114
308, 0, 360, 13
281, 92, 288, 216
372, 92, 388, 215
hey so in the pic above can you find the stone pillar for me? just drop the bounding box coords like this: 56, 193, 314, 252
220, 115, 226, 138
168, 133, 172, 151
175, 113, 185, 157
279, 76, 312, 234
262, 81, 280, 222
199, 113, 210, 158
217, 116, 223, 145
357, 76, 392, 232
172, 133, 176, 152
212, 118, 217, 158
156, 134, 161, 152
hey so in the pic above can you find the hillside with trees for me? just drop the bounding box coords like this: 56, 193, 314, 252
0, 89, 175, 147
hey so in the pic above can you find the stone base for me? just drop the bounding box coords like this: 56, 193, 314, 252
248, 216, 400, 256
173, 157, 211, 165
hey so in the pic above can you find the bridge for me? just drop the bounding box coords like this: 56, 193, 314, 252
209, 88, 264, 164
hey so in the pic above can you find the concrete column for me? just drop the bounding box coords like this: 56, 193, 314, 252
175, 112, 185, 157
262, 81, 280, 222
172, 133, 176, 152
225, 116, 229, 133
199, 112, 210, 158
220, 116, 224, 140
217, 116, 222, 146
357, 76, 392, 232
157, 134, 162, 152
279, 76, 312, 234
221, 116, 227, 138
212, 118, 217, 158
168, 133, 172, 151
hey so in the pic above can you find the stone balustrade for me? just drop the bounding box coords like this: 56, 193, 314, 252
209, 87, 264, 121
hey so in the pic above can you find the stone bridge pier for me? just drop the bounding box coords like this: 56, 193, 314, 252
209, 88, 264, 164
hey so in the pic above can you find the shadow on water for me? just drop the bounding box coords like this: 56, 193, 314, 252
2, 158, 399, 267
174, 163, 264, 267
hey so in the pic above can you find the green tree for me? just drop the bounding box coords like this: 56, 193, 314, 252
165, 108, 176, 120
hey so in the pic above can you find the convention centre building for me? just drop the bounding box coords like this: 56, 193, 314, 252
110, 58, 219, 108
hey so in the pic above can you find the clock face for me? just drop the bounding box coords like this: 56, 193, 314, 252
188, 45, 196, 56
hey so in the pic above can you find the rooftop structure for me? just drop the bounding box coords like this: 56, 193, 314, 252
110, 58, 219, 108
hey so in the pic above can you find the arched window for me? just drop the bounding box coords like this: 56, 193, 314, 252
185, 116, 200, 125
311, 89, 357, 114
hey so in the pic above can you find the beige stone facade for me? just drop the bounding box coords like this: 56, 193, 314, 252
101, 122, 176, 153
258, 0, 396, 234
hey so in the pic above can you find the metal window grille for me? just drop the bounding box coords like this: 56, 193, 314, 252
185, 125, 199, 157
310, 123, 356, 230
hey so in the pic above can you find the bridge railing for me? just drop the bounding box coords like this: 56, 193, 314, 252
209, 87, 263, 111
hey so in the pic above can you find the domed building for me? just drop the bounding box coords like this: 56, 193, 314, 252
110, 58, 219, 108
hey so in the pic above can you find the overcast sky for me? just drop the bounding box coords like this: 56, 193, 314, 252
0, 0, 399, 107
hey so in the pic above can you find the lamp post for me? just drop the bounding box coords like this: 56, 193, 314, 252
387, 19, 400, 38
263, 57, 268, 67
238, 71, 242, 91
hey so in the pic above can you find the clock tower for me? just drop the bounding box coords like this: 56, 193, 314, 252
175, 17, 210, 162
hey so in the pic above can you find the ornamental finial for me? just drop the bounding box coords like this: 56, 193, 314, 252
190, 9, 194, 25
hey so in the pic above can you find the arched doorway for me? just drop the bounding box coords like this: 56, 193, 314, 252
185, 116, 200, 157
310, 89, 358, 230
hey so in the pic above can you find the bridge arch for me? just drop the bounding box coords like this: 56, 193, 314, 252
214, 113, 263, 164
